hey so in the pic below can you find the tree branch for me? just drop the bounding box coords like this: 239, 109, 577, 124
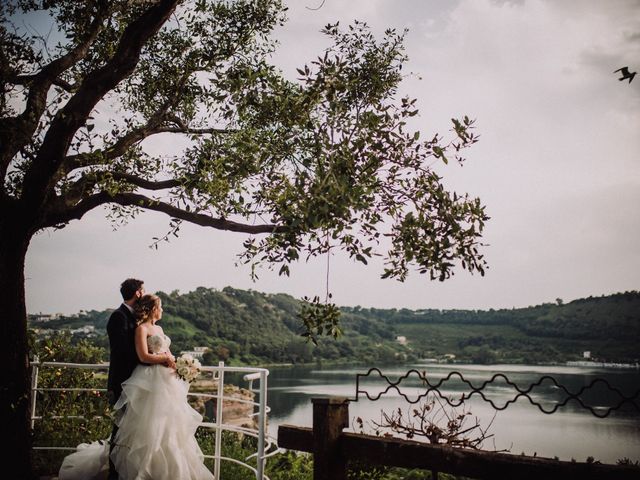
0, 3, 109, 183
162, 114, 234, 135
62, 121, 232, 174
155, 126, 234, 135
61, 79, 218, 174
62, 171, 182, 206
21, 0, 180, 209
42, 191, 282, 234
11, 74, 75, 92
111, 173, 181, 190
67, 124, 163, 173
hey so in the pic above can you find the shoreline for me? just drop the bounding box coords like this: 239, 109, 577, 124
243, 359, 640, 371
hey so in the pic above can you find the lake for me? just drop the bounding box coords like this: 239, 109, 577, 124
259, 362, 640, 464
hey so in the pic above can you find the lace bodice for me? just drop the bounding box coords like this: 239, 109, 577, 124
147, 334, 171, 354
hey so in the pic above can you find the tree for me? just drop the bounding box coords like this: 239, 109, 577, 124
0, 1, 488, 475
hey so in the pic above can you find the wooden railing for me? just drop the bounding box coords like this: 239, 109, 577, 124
278, 397, 639, 480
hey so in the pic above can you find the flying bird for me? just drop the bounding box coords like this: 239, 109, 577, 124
614, 66, 637, 83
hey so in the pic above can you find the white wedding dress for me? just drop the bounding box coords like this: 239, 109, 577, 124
59, 334, 214, 480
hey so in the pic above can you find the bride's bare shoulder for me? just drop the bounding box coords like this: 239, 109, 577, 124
136, 323, 149, 334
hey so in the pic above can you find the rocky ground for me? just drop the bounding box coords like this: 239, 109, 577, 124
189, 378, 258, 430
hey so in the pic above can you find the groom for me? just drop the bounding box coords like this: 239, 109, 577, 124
107, 278, 144, 407
106, 278, 145, 480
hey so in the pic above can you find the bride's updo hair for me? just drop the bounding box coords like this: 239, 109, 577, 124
134, 294, 161, 325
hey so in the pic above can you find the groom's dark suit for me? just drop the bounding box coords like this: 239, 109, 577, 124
106, 304, 140, 406
106, 303, 140, 479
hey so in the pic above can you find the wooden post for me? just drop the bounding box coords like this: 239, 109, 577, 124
312, 397, 349, 480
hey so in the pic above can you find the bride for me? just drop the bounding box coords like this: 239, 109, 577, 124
59, 294, 214, 480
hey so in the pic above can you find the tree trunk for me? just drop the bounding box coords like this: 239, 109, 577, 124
0, 216, 34, 479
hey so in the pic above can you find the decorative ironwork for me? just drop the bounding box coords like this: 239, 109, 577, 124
354, 368, 640, 418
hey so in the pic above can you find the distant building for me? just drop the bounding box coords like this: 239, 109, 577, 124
70, 325, 95, 335
396, 336, 407, 345
30, 313, 62, 323
180, 347, 210, 360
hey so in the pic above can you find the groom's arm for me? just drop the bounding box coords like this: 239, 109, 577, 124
106, 310, 127, 357
106, 310, 128, 405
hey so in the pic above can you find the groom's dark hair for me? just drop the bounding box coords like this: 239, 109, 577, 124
120, 278, 144, 301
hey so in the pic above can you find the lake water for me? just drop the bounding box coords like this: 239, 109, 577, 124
259, 362, 640, 464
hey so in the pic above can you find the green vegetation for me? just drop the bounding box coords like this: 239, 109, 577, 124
31, 289, 640, 366
30, 332, 113, 477
353, 290, 640, 364
31, 286, 417, 366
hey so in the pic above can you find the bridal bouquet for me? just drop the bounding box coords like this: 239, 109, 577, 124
175, 354, 201, 383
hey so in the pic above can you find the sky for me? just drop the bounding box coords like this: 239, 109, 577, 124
24, 0, 640, 314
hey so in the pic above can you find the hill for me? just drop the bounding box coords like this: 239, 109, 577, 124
29, 289, 640, 365
29, 287, 413, 365
347, 291, 640, 364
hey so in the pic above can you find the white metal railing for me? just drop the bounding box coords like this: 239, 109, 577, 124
30, 357, 278, 479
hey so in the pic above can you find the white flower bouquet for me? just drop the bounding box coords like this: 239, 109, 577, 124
175, 353, 201, 383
